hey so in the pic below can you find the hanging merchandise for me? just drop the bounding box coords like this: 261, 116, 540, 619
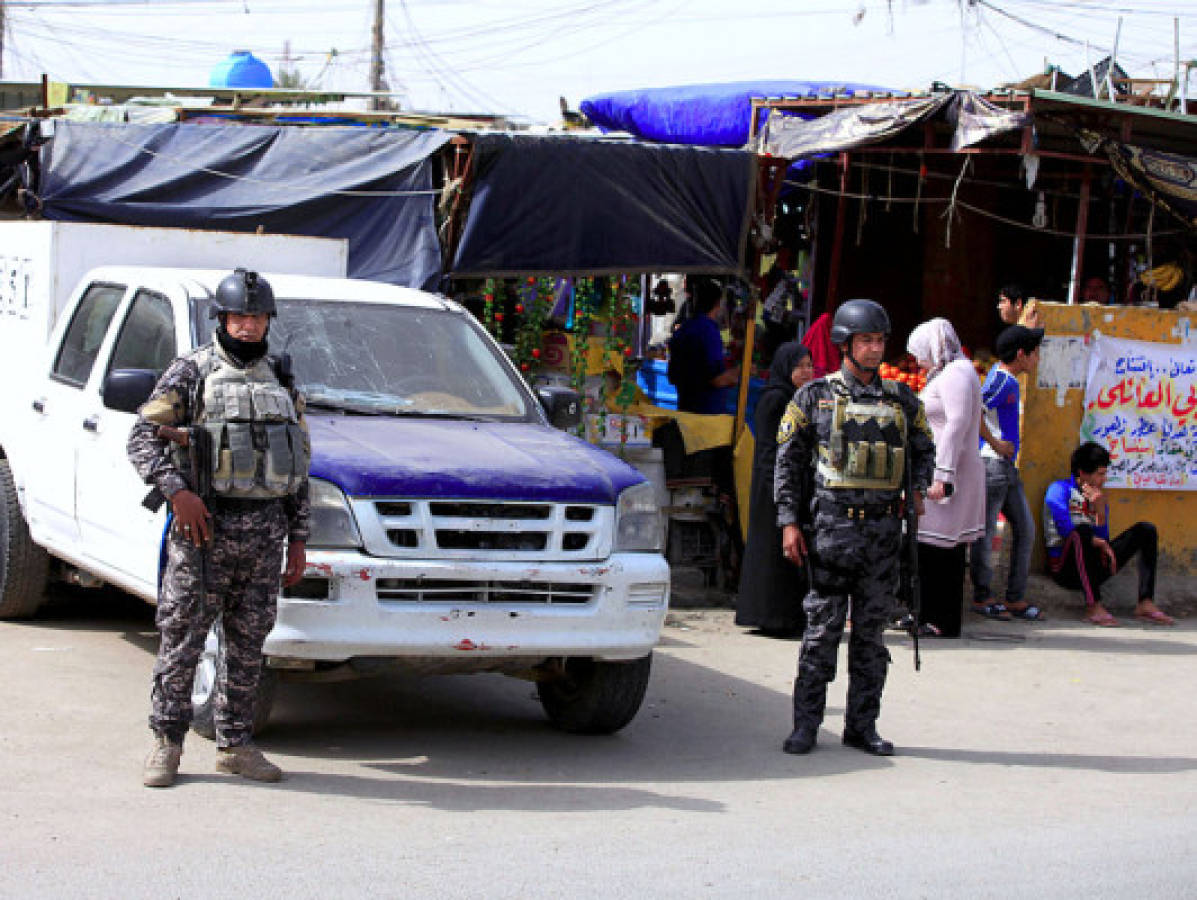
1033, 191, 1048, 229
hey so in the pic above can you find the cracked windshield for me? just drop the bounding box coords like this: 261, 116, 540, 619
203, 300, 532, 420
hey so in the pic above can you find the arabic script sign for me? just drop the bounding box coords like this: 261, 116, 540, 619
1080, 335, 1197, 490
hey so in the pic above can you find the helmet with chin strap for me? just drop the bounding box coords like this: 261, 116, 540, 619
210, 268, 276, 319
830, 299, 890, 374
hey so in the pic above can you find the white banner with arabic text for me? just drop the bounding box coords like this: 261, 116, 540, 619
1080, 335, 1197, 489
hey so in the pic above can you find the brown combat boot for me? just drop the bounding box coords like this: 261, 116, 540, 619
143, 735, 183, 788
215, 744, 283, 782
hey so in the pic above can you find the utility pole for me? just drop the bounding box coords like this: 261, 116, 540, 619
369, 0, 387, 110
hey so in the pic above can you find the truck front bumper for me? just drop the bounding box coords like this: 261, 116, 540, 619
263, 550, 671, 663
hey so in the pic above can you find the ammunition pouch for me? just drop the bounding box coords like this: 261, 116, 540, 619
195, 346, 308, 500
817, 375, 907, 491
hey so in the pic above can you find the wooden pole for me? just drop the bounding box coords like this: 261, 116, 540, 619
826, 152, 850, 310
369, 0, 386, 110
1069, 164, 1092, 304
733, 291, 758, 443
734, 157, 788, 442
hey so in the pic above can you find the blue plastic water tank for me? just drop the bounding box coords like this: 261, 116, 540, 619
209, 50, 273, 89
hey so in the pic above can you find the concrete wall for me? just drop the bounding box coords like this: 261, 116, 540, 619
1021, 301, 1196, 575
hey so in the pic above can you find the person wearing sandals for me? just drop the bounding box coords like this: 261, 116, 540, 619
736, 343, 816, 637
969, 325, 1045, 622
905, 319, 986, 637
1044, 442, 1174, 627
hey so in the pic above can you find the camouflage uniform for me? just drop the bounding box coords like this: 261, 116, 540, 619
128, 342, 309, 748
775, 366, 934, 735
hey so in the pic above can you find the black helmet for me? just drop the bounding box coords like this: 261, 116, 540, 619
210, 268, 276, 319
829, 299, 890, 345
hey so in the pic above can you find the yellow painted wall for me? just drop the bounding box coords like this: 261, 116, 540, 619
1021, 302, 1196, 575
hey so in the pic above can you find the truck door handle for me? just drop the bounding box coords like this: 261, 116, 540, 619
32, 399, 45, 413
82, 416, 99, 433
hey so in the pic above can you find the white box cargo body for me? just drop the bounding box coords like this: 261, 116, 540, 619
0, 222, 347, 427
0, 221, 347, 346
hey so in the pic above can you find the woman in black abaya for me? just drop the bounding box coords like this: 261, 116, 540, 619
735, 342, 814, 636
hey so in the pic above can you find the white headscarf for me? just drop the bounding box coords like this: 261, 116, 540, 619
906, 318, 964, 381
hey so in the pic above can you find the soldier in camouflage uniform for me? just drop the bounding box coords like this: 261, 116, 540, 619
774, 299, 935, 756
128, 269, 310, 787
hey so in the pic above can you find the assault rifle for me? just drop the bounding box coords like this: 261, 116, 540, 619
901, 447, 923, 672
141, 425, 214, 597
141, 425, 213, 513
900, 456, 953, 672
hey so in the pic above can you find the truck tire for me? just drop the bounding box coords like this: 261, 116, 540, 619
537, 654, 652, 735
190, 622, 278, 740
0, 459, 50, 619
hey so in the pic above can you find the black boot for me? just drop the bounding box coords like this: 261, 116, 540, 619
842, 726, 894, 756
782, 723, 818, 755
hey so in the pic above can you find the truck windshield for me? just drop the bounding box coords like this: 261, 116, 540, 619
199, 300, 535, 421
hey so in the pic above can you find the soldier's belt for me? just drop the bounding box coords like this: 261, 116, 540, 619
817, 499, 900, 521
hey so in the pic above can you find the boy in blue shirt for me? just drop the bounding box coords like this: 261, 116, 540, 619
970, 325, 1043, 620
1044, 441, 1173, 627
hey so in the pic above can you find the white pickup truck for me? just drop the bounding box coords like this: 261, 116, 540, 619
0, 222, 670, 736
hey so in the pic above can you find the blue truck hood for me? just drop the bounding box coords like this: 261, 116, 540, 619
308, 416, 644, 503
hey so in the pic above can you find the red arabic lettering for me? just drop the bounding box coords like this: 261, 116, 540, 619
1171, 384, 1197, 421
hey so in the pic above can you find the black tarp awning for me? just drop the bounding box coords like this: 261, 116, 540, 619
754, 90, 1028, 159
38, 121, 450, 289
450, 134, 755, 277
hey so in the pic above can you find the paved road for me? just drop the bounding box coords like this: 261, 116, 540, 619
2, 587, 1195, 898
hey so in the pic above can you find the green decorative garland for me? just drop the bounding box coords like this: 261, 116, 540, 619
510, 276, 554, 382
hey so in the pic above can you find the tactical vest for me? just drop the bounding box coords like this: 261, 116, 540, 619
180, 345, 309, 499
816, 372, 907, 491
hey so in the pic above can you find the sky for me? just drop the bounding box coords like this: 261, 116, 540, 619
5, 0, 1197, 124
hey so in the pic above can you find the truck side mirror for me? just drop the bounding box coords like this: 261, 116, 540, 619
102, 369, 159, 414
536, 386, 582, 430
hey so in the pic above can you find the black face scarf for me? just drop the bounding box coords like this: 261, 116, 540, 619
765, 341, 812, 401
216, 324, 269, 367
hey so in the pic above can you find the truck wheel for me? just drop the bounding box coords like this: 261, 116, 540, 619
537, 654, 652, 735
190, 623, 278, 741
0, 459, 49, 619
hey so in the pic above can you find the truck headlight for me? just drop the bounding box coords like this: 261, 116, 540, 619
614, 481, 662, 552
308, 478, 362, 549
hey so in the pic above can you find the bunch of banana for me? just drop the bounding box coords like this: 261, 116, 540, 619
1140, 262, 1183, 291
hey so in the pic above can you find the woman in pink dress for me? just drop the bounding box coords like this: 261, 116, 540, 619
905, 318, 986, 637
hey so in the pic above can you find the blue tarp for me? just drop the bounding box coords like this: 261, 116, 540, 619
38, 121, 450, 289
450, 134, 754, 277
580, 80, 895, 147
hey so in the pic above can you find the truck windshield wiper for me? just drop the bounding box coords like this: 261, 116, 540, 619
306, 397, 496, 422
385, 410, 494, 422
304, 398, 388, 416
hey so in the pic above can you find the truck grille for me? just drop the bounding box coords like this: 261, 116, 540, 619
354, 499, 612, 561
376, 578, 595, 604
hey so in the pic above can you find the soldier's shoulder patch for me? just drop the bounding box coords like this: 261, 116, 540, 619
777, 401, 807, 444
140, 388, 184, 426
